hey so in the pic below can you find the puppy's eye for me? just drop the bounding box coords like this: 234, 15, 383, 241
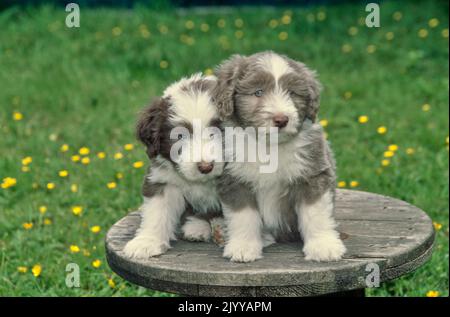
178, 134, 187, 140
254, 89, 264, 97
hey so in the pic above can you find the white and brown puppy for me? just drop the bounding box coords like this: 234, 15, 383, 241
214, 51, 346, 262
123, 74, 224, 259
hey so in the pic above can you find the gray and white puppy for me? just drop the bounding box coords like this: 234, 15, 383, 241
213, 51, 346, 262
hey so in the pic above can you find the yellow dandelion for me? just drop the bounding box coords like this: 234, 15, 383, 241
344, 91, 352, 100
81, 157, 90, 165
71, 205, 83, 216
112, 26, 122, 36
21, 166, 30, 173
319, 119, 328, 127
43, 218, 52, 225
1, 177, 17, 189
82, 249, 91, 257
23, 222, 33, 230
418, 28, 428, 38
60, 144, 69, 152
46, 182, 56, 190
31, 264, 42, 277
91, 225, 101, 233
422, 103, 431, 112
393, 11, 402, 21
341, 44, 352, 53
97, 152, 106, 159
388, 144, 399, 152
124, 144, 134, 151
406, 147, 415, 155
433, 222, 442, 231
350, 181, 359, 188
39, 205, 47, 214
71, 183, 78, 193
204, 68, 213, 76
59, 170, 69, 178
217, 19, 226, 28
367, 45, 376, 54
114, 152, 123, 160
32, 182, 39, 189
358, 116, 369, 124
281, 15, 291, 25
442, 29, 449, 38
381, 159, 390, 167
70, 245, 80, 253
71, 155, 80, 162
13, 111, 23, 121
377, 126, 387, 134
348, 26, 358, 36
108, 278, 116, 288
317, 11, 326, 21
133, 161, 144, 169
185, 20, 195, 30
268, 19, 278, 28
159, 60, 169, 69
116, 172, 124, 179
49, 133, 58, 141
92, 259, 102, 268
22, 156, 33, 166
17, 266, 28, 273
235, 18, 244, 28
426, 290, 440, 297
428, 18, 439, 28
107, 182, 117, 189
79, 147, 90, 155
384, 151, 395, 158
200, 23, 210, 32
385, 31, 394, 41
337, 181, 347, 188
278, 31, 288, 41
139, 25, 151, 39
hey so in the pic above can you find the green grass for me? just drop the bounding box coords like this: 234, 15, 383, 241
0, 0, 448, 297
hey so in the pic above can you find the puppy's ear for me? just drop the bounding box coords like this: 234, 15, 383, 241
136, 97, 169, 158
287, 59, 322, 123
213, 54, 248, 120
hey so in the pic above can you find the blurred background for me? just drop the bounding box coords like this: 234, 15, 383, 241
0, 0, 448, 296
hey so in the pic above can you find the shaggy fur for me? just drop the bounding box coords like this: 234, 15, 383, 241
123, 74, 224, 259
213, 51, 346, 262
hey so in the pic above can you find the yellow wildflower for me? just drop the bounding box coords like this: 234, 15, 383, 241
341, 44, 352, 53
70, 245, 80, 253
384, 151, 395, 158
268, 19, 278, 28
108, 278, 116, 288
79, 147, 90, 155
235, 18, 244, 28
60, 144, 69, 152
97, 152, 106, 159
358, 116, 369, 124
442, 29, 449, 38
281, 15, 291, 25
23, 222, 33, 230
124, 144, 134, 151
426, 290, 440, 297
217, 19, 226, 28
381, 159, 390, 167
319, 119, 328, 127
90, 225, 101, 233
39, 206, 47, 214
159, 60, 168, 69
13, 111, 23, 121
43, 218, 52, 225
337, 181, 347, 188
385, 31, 394, 41
367, 45, 376, 54
31, 264, 42, 277
317, 11, 326, 21
46, 182, 56, 190
92, 259, 102, 268
71, 184, 78, 193
21, 166, 30, 172
388, 144, 399, 152
406, 148, 415, 155
114, 152, 123, 160
81, 157, 90, 165
116, 172, 123, 179
59, 170, 69, 177
377, 126, 387, 134
350, 181, 359, 188
22, 156, 32, 165
393, 11, 402, 21
433, 222, 442, 231
235, 30, 244, 39
344, 91, 352, 99
278, 31, 288, 41
17, 266, 28, 273
1, 177, 17, 189
71, 206, 83, 216
418, 28, 428, 38
200, 23, 210, 32
428, 18, 439, 28
112, 26, 122, 36
71, 155, 80, 162
185, 20, 195, 30
107, 182, 117, 189
348, 26, 358, 36
133, 161, 144, 169
422, 104, 431, 112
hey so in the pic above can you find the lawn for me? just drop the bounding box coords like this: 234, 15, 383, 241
0, 0, 448, 297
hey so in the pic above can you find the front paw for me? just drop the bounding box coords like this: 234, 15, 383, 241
223, 240, 263, 263
123, 236, 168, 259
303, 233, 346, 262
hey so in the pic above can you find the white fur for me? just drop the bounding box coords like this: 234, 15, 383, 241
296, 191, 346, 261
181, 216, 212, 242
123, 186, 185, 259
257, 52, 292, 81
222, 205, 264, 262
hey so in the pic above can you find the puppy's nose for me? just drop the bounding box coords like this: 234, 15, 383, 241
273, 114, 289, 128
197, 161, 214, 174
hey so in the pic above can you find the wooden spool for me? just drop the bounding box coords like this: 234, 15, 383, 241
105, 189, 434, 297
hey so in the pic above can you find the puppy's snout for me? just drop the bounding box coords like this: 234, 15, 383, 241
197, 161, 214, 174
273, 114, 289, 128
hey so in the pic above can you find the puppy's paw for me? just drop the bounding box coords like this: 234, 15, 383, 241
123, 236, 168, 259
181, 217, 211, 242
303, 233, 346, 262
223, 240, 263, 263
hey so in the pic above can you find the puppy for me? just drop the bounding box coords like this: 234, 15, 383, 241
213, 51, 346, 262
123, 74, 224, 259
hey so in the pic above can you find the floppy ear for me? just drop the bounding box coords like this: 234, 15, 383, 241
213, 54, 248, 120
136, 97, 169, 158
287, 59, 322, 123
